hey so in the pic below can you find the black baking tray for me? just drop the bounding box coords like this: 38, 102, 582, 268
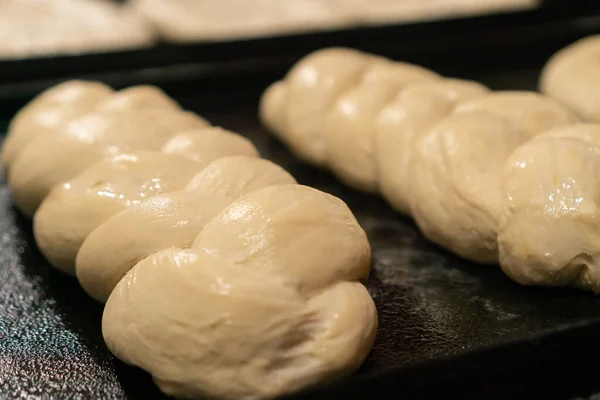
2, 13, 600, 400
0, 0, 599, 101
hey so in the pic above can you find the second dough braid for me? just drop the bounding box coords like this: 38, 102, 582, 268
259, 47, 600, 291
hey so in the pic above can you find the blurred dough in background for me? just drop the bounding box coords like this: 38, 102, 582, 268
132, 0, 540, 42
0, 0, 541, 58
0, 0, 155, 59
341, 0, 541, 25
128, 0, 356, 42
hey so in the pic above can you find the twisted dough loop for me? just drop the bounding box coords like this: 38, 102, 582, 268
499, 124, 600, 293
261, 47, 578, 266
76, 156, 296, 303
33, 151, 201, 276
103, 183, 375, 400
5, 81, 377, 399
410, 91, 578, 263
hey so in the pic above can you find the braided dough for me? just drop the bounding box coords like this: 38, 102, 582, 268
0, 0, 155, 59
4, 81, 377, 399
540, 35, 600, 123
260, 47, 600, 294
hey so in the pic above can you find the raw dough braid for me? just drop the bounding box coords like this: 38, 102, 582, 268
4, 81, 377, 399
261, 47, 578, 265
540, 35, 600, 123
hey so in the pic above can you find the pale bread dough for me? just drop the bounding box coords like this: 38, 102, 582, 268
261, 48, 580, 268
130, 0, 354, 43
34, 125, 261, 276
260, 47, 377, 167
454, 91, 580, 138
7, 85, 208, 217
34, 151, 200, 275
161, 127, 260, 163
499, 124, 600, 291
96, 85, 181, 113
375, 78, 489, 214
324, 60, 440, 193
410, 109, 525, 263
0, 0, 155, 59
260, 47, 440, 189
76, 156, 295, 303
2, 80, 114, 170
5, 80, 377, 400
409, 92, 578, 263
540, 35, 600, 123
1, 0, 155, 57
103, 184, 375, 400
345, 0, 539, 25
132, 0, 539, 43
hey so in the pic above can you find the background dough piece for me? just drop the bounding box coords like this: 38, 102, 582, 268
540, 35, 600, 122
498, 124, 600, 292
375, 78, 490, 214
0, 0, 155, 59
131, 0, 538, 43
76, 156, 296, 303
34, 151, 200, 275
103, 184, 375, 400
130, 0, 355, 42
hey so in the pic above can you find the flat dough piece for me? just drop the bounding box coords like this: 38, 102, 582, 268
132, 0, 539, 42
130, 0, 354, 42
0, 0, 156, 59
